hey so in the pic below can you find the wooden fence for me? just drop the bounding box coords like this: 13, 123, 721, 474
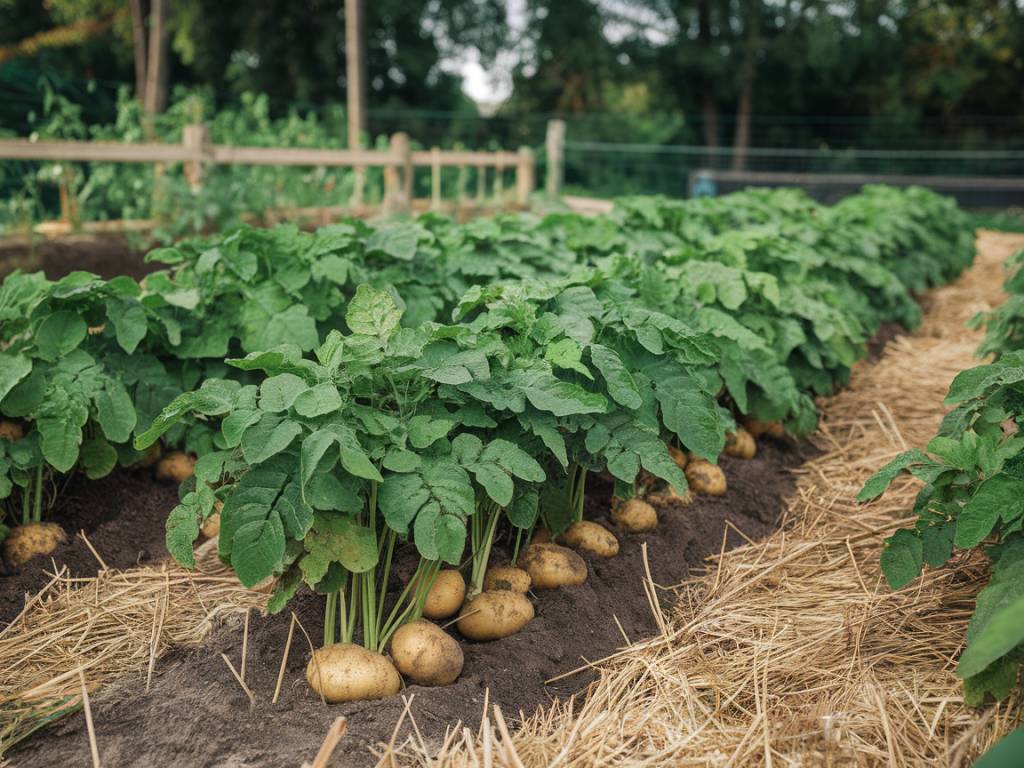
0, 125, 537, 235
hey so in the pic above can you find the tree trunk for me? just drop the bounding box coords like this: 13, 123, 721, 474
344, 0, 368, 146
697, 0, 720, 164
129, 0, 148, 103
143, 0, 169, 115
731, 52, 754, 170
732, 4, 758, 171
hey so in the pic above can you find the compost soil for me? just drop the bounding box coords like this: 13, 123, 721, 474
0, 468, 179, 625
9, 439, 807, 768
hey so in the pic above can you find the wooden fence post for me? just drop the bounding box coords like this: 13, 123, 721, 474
515, 147, 535, 207
545, 119, 566, 197
476, 166, 486, 205
430, 146, 442, 210
182, 123, 210, 192
493, 163, 504, 204
384, 132, 412, 214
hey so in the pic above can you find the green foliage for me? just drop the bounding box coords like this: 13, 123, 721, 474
860, 335, 1024, 703
972, 250, 1024, 358
1, 186, 974, 638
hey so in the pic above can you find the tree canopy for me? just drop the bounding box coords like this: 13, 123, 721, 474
1, 0, 1022, 153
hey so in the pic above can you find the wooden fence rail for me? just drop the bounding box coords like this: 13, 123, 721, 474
0, 125, 536, 230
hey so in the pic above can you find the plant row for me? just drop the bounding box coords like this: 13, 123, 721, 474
860, 247, 1024, 706
0, 186, 974, 700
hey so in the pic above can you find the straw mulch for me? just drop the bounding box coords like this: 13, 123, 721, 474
0, 547, 263, 757
378, 230, 1024, 767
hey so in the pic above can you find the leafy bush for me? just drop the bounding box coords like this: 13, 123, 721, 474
859, 267, 1024, 704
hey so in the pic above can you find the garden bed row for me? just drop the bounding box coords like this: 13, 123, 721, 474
1, 185, 976, 763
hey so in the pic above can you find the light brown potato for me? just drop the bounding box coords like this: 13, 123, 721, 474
531, 526, 552, 544
558, 521, 619, 558
133, 442, 162, 470
0, 420, 24, 441
483, 565, 531, 593
156, 451, 195, 482
649, 485, 692, 507
724, 428, 757, 460
521, 543, 588, 589
389, 619, 464, 686
457, 590, 534, 641
200, 502, 222, 539
611, 499, 658, 532
87, 323, 107, 336
667, 444, 688, 470
741, 416, 785, 439
422, 569, 466, 620
3, 523, 66, 568
306, 643, 401, 702
685, 459, 727, 495
634, 469, 657, 492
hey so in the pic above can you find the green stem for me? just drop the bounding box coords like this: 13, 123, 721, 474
21, 478, 30, 526
511, 527, 525, 566
569, 464, 587, 523
378, 558, 441, 651
33, 465, 43, 524
323, 591, 337, 647
375, 529, 397, 632
469, 500, 501, 597
339, 587, 350, 644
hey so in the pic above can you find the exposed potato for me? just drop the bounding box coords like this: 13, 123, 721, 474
483, 565, 531, 593
133, 442, 162, 470
611, 499, 658, 532
531, 526, 552, 544
155, 451, 195, 482
741, 416, 785, 439
389, 619, 464, 686
422, 569, 466, 620
649, 485, 692, 507
200, 502, 222, 538
457, 590, 534, 641
521, 543, 588, 589
3, 523, 67, 568
685, 459, 727, 495
0, 420, 24, 441
87, 323, 107, 336
634, 469, 657, 492
306, 643, 401, 702
667, 444, 688, 470
558, 521, 619, 558
724, 428, 757, 459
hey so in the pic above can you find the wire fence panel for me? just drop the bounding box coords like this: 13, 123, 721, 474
562, 140, 1024, 205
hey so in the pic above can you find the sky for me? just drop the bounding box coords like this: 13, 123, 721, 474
442, 0, 526, 107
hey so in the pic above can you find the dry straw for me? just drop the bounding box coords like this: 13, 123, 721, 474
375, 230, 1024, 767
0, 555, 263, 757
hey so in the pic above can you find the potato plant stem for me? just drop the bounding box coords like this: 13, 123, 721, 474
377, 558, 440, 652
22, 465, 44, 525
469, 499, 502, 597
33, 465, 43, 523
569, 463, 587, 524
511, 527, 525, 565
323, 591, 338, 647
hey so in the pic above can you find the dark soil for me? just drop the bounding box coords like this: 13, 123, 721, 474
866, 322, 906, 361
0, 235, 153, 281
0, 468, 179, 625
8, 439, 807, 768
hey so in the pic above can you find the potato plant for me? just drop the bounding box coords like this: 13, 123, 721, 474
860, 354, 1024, 705
0, 185, 975, 655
